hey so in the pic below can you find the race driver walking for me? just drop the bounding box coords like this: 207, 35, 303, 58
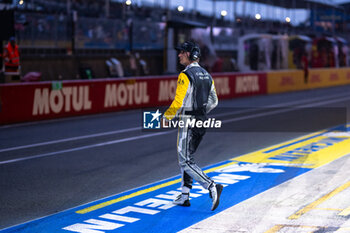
162, 40, 223, 211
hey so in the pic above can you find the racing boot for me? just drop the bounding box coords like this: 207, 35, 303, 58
209, 183, 223, 211
173, 193, 190, 207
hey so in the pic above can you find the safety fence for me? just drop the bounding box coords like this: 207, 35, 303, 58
15, 12, 165, 50
15, 12, 72, 48
1, 68, 350, 125
14, 12, 239, 51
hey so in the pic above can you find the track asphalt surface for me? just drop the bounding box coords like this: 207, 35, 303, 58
1, 85, 350, 232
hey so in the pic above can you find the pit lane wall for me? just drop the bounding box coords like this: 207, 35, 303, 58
0, 72, 267, 125
1, 68, 350, 125
268, 68, 350, 94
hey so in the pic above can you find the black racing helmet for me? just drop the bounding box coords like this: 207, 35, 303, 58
175, 40, 201, 61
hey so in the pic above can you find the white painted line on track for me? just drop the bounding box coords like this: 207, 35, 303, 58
222, 95, 350, 124
2, 92, 350, 153
1, 95, 350, 165
0, 131, 171, 165
214, 92, 350, 118
0, 126, 141, 153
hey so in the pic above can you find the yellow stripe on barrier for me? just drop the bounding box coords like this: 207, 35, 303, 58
267, 70, 304, 94
266, 68, 350, 95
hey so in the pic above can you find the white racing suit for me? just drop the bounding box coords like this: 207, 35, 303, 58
163, 62, 218, 191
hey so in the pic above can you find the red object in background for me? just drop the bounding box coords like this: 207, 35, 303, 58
4, 41, 20, 72
22, 72, 42, 82
311, 37, 337, 68
311, 50, 323, 68
212, 58, 223, 73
